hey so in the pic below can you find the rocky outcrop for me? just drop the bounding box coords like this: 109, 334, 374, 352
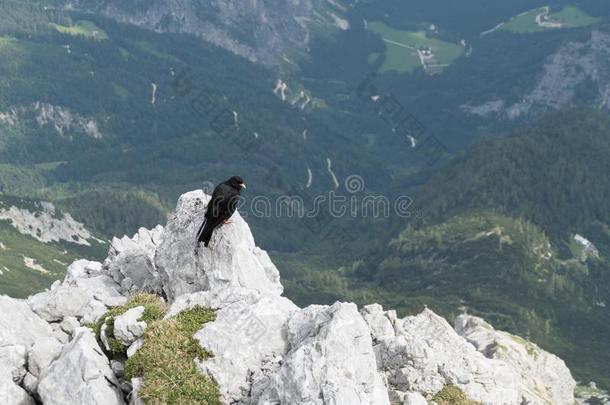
455, 314, 575, 404
0, 296, 54, 347
0, 296, 63, 404
168, 287, 298, 402
363, 304, 522, 404
155, 190, 282, 301
361, 304, 576, 405
37, 328, 124, 405
29, 260, 126, 324
0, 189, 580, 405
257, 302, 390, 405
104, 226, 164, 295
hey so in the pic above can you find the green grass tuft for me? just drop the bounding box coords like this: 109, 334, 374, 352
432, 385, 479, 405
125, 305, 219, 404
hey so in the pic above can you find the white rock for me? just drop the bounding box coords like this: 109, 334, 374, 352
100, 322, 111, 352
21, 373, 38, 396
38, 328, 125, 405
155, 190, 282, 301
0, 295, 54, 347
81, 298, 113, 325
113, 306, 147, 346
60, 316, 80, 336
455, 314, 576, 405
104, 226, 164, 295
65, 260, 103, 284
0, 369, 35, 405
28, 286, 90, 322
129, 377, 144, 405
404, 392, 427, 405
126, 338, 144, 358
367, 307, 521, 404
170, 287, 298, 403
110, 360, 125, 378
5, 189, 582, 405
360, 304, 395, 342
0, 345, 27, 383
27, 337, 63, 378
31, 260, 126, 325
258, 302, 390, 405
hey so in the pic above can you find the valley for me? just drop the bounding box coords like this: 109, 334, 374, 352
0, 0, 609, 394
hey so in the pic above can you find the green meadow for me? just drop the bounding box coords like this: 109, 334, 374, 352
49, 20, 108, 40
501, 5, 600, 34
367, 22, 464, 73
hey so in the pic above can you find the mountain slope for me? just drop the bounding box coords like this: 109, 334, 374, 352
0, 195, 106, 297
53, 0, 351, 65
353, 109, 610, 388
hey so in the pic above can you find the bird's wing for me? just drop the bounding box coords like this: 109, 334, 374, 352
206, 185, 226, 219
226, 189, 239, 219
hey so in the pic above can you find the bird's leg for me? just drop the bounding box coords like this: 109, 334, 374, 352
223, 219, 232, 224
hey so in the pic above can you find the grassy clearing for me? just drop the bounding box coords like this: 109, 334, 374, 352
0, 36, 27, 74
553, 6, 600, 28
501, 6, 599, 34
432, 385, 478, 405
125, 306, 220, 404
49, 20, 108, 40
367, 22, 463, 73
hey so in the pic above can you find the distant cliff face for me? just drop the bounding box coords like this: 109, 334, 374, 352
462, 29, 610, 119
63, 0, 350, 65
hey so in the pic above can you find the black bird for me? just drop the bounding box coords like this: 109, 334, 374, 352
197, 176, 246, 247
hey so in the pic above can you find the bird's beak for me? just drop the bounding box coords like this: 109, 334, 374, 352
241, 183, 247, 189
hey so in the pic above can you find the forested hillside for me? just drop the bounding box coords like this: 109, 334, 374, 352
282, 110, 610, 388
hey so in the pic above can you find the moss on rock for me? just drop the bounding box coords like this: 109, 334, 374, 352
125, 305, 219, 404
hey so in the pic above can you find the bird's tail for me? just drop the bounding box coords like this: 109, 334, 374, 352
197, 219, 214, 247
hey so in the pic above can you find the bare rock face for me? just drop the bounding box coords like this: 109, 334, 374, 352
28, 260, 126, 324
257, 302, 390, 405
37, 328, 124, 405
27, 338, 63, 378
61, 0, 347, 65
0, 368, 34, 405
155, 190, 282, 301
455, 314, 576, 405
169, 287, 298, 403
28, 285, 92, 322
104, 226, 164, 295
168, 289, 389, 405
462, 29, 610, 119
361, 304, 579, 405
363, 305, 522, 404
0, 296, 54, 347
